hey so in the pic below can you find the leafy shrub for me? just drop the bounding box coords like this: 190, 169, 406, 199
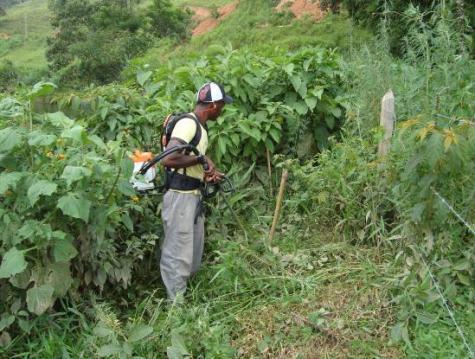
0, 85, 157, 342
56, 46, 347, 167
0, 60, 19, 91
46, 0, 191, 86
326, 0, 475, 57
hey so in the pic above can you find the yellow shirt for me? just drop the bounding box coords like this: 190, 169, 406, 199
168, 113, 208, 194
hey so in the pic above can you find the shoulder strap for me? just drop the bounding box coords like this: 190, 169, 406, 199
162, 112, 202, 150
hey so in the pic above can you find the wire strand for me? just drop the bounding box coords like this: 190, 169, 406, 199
431, 187, 475, 236
419, 253, 475, 358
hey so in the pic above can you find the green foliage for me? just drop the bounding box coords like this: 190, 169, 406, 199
0, 60, 18, 91
46, 0, 191, 86
135, 0, 372, 71
149, 45, 347, 165
57, 45, 347, 167
0, 2, 473, 357
334, 0, 475, 56
0, 0, 51, 70
0, 84, 159, 341
0, 43, 349, 351
146, 0, 192, 39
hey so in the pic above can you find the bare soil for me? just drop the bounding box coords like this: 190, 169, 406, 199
191, 2, 238, 37
276, 0, 325, 20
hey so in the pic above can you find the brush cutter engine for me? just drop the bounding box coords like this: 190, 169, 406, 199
130, 151, 157, 191
129, 144, 207, 193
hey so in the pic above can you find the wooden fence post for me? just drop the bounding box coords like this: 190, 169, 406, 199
269, 169, 289, 243
377, 90, 396, 158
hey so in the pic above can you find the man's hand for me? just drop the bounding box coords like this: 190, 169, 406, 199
203, 156, 224, 183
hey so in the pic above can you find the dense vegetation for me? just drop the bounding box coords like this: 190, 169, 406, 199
0, 0, 474, 357
323, 0, 475, 56
47, 0, 191, 86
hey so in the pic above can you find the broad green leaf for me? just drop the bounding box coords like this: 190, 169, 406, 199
62, 125, 86, 143
0, 247, 27, 279
284, 63, 294, 76
167, 330, 189, 359
0, 97, 23, 118
0, 314, 15, 332
47, 262, 73, 296
137, 70, 153, 87
453, 259, 470, 271
293, 101, 308, 115
18, 319, 32, 334
390, 322, 410, 345
100, 106, 108, 121
97, 344, 122, 357
27, 180, 58, 206
120, 157, 134, 177
28, 131, 56, 147
238, 122, 261, 141
255, 111, 267, 122
17, 220, 41, 240
28, 81, 57, 99
314, 124, 330, 151
0, 172, 24, 194
118, 180, 136, 196
9, 269, 31, 289
145, 82, 161, 96
121, 214, 133, 232
268, 128, 281, 143
0, 127, 22, 152
417, 312, 437, 324
26, 284, 55, 315
290, 75, 302, 93
88, 135, 107, 150
71, 96, 81, 112
45, 112, 74, 129
325, 116, 335, 130
93, 326, 114, 338
218, 136, 227, 156
312, 87, 324, 99
128, 325, 153, 343
57, 194, 91, 222
53, 237, 78, 262
331, 107, 342, 118
61, 166, 92, 187
305, 97, 318, 111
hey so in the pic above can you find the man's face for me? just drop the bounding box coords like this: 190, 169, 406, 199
210, 101, 225, 120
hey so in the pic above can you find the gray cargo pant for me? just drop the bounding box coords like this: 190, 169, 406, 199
160, 190, 204, 300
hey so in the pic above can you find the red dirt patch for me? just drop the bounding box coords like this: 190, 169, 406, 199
276, 0, 325, 20
189, 6, 211, 21
191, 2, 238, 37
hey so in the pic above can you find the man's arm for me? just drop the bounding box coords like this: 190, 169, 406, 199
160, 139, 220, 180
160, 138, 202, 169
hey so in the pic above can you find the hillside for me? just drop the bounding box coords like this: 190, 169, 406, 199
0, 0, 50, 69
0, 0, 369, 74
0, 1, 474, 358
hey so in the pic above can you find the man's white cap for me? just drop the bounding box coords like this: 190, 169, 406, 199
196, 82, 233, 104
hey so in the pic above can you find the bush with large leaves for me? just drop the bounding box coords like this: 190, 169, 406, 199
0, 86, 157, 337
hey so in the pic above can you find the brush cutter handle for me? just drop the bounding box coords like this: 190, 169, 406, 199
138, 144, 201, 175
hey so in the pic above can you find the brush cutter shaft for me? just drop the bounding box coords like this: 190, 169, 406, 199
139, 144, 205, 175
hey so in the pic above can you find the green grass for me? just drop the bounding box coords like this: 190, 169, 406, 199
132, 0, 371, 72
0, 0, 50, 70
1, 229, 403, 358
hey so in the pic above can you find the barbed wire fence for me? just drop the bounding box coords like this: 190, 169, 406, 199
377, 93, 474, 357
422, 187, 475, 358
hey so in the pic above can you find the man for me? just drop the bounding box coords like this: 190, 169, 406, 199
160, 82, 233, 301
